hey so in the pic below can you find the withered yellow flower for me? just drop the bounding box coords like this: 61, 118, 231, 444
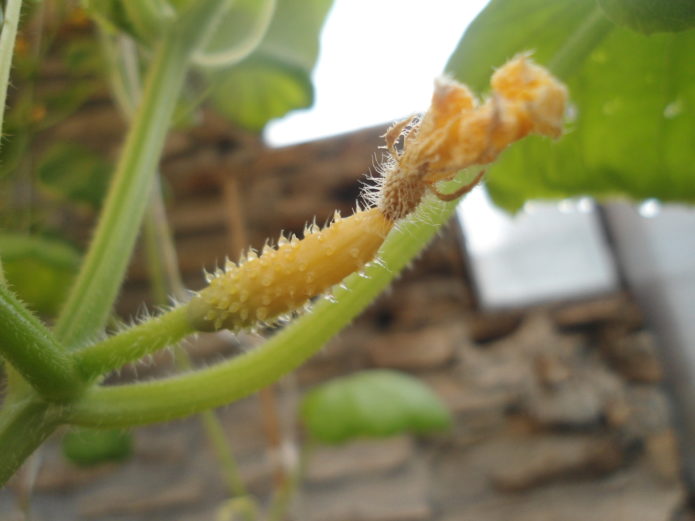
378, 53, 568, 220
188, 54, 567, 332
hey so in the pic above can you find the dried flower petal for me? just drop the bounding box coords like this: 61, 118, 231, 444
378, 54, 567, 220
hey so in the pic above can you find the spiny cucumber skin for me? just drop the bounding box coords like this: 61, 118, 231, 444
188, 208, 393, 332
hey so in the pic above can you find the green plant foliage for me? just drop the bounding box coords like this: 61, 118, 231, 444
598, 0, 695, 34
300, 370, 452, 444
209, 0, 333, 132
122, 0, 175, 42
62, 428, 132, 466
37, 142, 112, 210
34, 38, 106, 129
193, 0, 276, 68
446, 0, 695, 212
82, 0, 138, 36
82, 0, 174, 42
211, 58, 312, 132
0, 234, 79, 316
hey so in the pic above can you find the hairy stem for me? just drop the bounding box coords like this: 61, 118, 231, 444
0, 285, 83, 400
73, 305, 193, 379
0, 399, 62, 486
65, 195, 458, 428
0, 0, 27, 399
0, 0, 23, 143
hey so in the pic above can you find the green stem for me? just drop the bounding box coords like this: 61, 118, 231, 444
0, 256, 30, 402
52, 33, 188, 348
0, 0, 23, 143
73, 305, 193, 380
0, 0, 25, 398
143, 175, 187, 304
143, 195, 172, 305
171, 347, 250, 501
0, 285, 83, 400
53, 1, 227, 349
106, 26, 249, 505
65, 197, 457, 427
199, 401, 250, 499
0, 399, 63, 486
548, 6, 614, 80
267, 442, 309, 521
100, 32, 142, 122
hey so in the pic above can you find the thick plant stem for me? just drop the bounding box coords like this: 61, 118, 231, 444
0, 399, 62, 486
65, 196, 459, 428
52, 32, 190, 349
0, 0, 23, 144
0, 285, 83, 400
53, 0, 227, 349
0, 256, 28, 400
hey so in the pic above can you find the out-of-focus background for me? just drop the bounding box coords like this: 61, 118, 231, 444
2, 0, 694, 520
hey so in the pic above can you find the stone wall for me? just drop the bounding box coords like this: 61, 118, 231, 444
2, 111, 685, 521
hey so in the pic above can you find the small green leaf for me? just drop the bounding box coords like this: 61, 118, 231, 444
300, 370, 452, 444
0, 234, 80, 316
446, 0, 695, 211
208, 0, 333, 131
37, 143, 112, 210
598, 0, 695, 34
62, 428, 132, 466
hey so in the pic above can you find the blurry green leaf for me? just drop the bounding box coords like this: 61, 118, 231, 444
194, 0, 276, 68
0, 127, 29, 180
83, 0, 174, 42
62, 428, 132, 466
209, 0, 333, 131
254, 0, 332, 72
123, 0, 175, 42
446, 0, 695, 211
82, 0, 136, 35
37, 143, 112, 210
63, 37, 103, 74
211, 57, 311, 132
300, 370, 452, 444
598, 0, 695, 34
0, 234, 80, 316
